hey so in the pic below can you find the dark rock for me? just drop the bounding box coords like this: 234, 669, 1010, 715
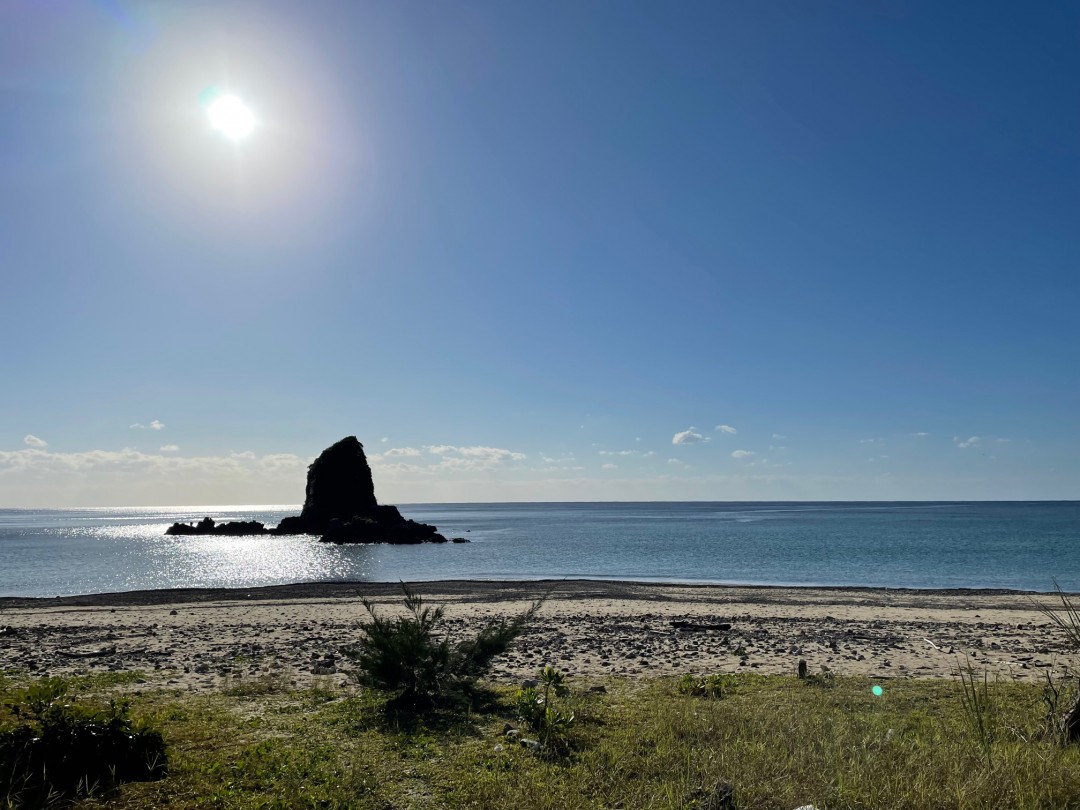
298, 436, 377, 532
164, 436, 446, 544
165, 517, 267, 536
451, 537, 470, 543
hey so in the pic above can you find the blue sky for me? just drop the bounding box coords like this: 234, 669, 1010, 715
1, 0, 1077, 505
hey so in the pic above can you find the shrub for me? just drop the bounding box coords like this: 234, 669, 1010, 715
346, 583, 542, 708
1037, 581, 1080, 744
515, 666, 574, 753
0, 678, 167, 807
676, 673, 739, 699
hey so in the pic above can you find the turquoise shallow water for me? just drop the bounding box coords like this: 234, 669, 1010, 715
0, 501, 1077, 597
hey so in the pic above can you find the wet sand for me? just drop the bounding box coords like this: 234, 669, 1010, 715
0, 580, 1075, 692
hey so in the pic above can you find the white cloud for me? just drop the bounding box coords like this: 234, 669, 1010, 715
599, 450, 635, 456
731, 450, 756, 459
130, 420, 165, 431
23, 435, 47, 448
772, 434, 786, 440
541, 454, 576, 464
159, 444, 179, 452
859, 438, 881, 445
382, 447, 422, 458
996, 437, 1011, 443
672, 427, 708, 445
601, 463, 618, 470
0, 447, 311, 505
380, 437, 389, 443
912, 432, 929, 437
715, 424, 737, 434
954, 436, 981, 449
406, 444, 528, 472
643, 450, 656, 457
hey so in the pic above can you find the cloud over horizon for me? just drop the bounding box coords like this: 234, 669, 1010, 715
23, 435, 47, 448
130, 420, 165, 431
672, 427, 707, 445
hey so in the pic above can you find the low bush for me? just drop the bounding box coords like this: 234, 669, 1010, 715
515, 665, 574, 753
0, 678, 167, 807
676, 673, 739, 699
346, 583, 542, 708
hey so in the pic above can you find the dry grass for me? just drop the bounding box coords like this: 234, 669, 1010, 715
5, 669, 1080, 809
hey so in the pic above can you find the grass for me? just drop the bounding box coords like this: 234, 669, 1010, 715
4, 671, 1080, 809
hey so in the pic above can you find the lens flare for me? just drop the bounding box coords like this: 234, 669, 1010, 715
872, 685, 883, 697
201, 89, 255, 140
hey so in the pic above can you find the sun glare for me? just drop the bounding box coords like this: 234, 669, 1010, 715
204, 92, 256, 141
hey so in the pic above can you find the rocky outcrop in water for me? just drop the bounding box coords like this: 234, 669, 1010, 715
165, 436, 446, 544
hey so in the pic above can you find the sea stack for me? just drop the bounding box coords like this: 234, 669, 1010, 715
166, 436, 446, 544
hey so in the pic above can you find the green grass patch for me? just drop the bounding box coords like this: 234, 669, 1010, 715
5, 672, 1080, 809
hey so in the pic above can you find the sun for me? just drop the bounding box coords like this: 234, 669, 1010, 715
203, 91, 256, 141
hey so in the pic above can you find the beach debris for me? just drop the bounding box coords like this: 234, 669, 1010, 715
924, 637, 944, 652
59, 645, 117, 659
0, 626, 19, 638
671, 620, 732, 632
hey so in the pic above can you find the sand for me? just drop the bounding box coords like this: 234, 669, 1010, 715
0, 581, 1076, 693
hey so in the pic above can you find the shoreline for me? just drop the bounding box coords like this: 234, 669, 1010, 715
1, 579, 1075, 692
1, 577, 1071, 608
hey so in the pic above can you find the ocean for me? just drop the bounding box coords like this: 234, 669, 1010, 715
0, 502, 1077, 598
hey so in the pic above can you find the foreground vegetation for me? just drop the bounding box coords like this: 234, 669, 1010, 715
3, 668, 1080, 810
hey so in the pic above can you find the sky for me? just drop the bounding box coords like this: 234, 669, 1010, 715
1, 0, 1077, 506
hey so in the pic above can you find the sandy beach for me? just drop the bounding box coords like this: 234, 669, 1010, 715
1, 580, 1075, 693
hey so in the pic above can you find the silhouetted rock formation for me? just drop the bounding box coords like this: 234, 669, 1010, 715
166, 517, 266, 537
165, 436, 446, 544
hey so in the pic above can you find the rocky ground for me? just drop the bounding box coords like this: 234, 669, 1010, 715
0, 580, 1075, 692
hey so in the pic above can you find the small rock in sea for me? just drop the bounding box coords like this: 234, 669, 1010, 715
451, 537, 470, 543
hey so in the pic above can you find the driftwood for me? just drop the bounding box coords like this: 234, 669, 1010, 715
59, 645, 117, 658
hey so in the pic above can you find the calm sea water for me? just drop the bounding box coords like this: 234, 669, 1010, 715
0, 502, 1077, 597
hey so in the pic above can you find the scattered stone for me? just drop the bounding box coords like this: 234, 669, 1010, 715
671, 620, 732, 632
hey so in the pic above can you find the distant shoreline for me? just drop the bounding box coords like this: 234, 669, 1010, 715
1, 577, 1073, 609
